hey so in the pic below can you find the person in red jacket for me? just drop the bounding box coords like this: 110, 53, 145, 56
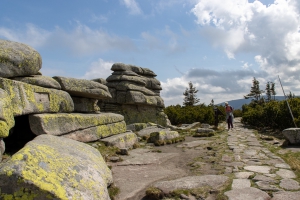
225, 102, 234, 130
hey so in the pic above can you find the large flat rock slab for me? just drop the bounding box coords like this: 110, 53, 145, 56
29, 113, 124, 136
12, 75, 61, 90
0, 39, 42, 78
225, 187, 270, 200
282, 128, 300, 144
0, 78, 74, 116
0, 135, 112, 200
63, 121, 127, 142
53, 76, 111, 99
153, 175, 229, 194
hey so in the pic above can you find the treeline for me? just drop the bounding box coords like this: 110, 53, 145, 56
164, 104, 242, 126
242, 98, 300, 130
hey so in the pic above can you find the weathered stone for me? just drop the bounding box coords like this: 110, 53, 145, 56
29, 113, 124, 136
282, 128, 300, 144
106, 74, 146, 86
256, 181, 280, 191
148, 130, 180, 143
63, 121, 127, 142
72, 96, 100, 113
126, 91, 158, 106
137, 126, 166, 138
91, 78, 107, 85
121, 105, 168, 126
0, 135, 112, 200
112, 71, 139, 76
0, 78, 74, 116
53, 76, 111, 99
153, 175, 229, 194
0, 88, 14, 138
225, 187, 270, 200
101, 131, 138, 149
12, 75, 61, 89
231, 179, 251, 189
144, 77, 162, 90
111, 63, 156, 76
280, 179, 300, 190
234, 172, 254, 179
252, 174, 278, 183
126, 123, 148, 132
177, 140, 212, 148
0, 39, 42, 78
272, 191, 300, 200
244, 165, 271, 174
276, 169, 297, 179
196, 128, 215, 133
106, 81, 157, 96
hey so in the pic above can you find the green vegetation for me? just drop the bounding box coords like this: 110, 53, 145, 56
242, 98, 300, 130
164, 104, 225, 125
183, 81, 200, 106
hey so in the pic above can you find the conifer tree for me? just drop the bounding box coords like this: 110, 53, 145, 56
183, 81, 200, 106
265, 82, 271, 102
244, 77, 264, 102
270, 82, 276, 100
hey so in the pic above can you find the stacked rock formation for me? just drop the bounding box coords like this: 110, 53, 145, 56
99, 63, 169, 126
0, 39, 131, 199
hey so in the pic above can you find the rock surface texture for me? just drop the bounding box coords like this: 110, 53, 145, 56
0, 135, 112, 200
99, 63, 169, 126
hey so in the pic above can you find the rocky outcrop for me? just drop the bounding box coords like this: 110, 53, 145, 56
0, 40, 42, 78
0, 135, 112, 200
12, 75, 61, 89
99, 63, 168, 126
101, 131, 138, 149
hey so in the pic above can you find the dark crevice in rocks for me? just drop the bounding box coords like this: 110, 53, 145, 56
4, 115, 36, 154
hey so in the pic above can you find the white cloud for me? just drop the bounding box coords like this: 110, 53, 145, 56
0, 23, 136, 56
0, 23, 50, 48
121, 0, 142, 15
82, 58, 114, 80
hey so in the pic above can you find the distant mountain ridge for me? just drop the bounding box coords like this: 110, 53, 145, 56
218, 96, 286, 110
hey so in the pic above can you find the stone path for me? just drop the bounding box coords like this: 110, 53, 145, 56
222, 118, 300, 199
111, 118, 300, 199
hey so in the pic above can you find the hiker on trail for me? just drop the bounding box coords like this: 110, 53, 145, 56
225, 102, 234, 130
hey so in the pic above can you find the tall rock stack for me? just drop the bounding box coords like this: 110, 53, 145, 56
99, 63, 169, 126
0, 39, 130, 199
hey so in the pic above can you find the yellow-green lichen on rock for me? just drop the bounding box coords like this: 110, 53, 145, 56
0, 134, 112, 200
62, 121, 127, 143
101, 132, 138, 149
0, 39, 42, 78
0, 88, 14, 137
0, 78, 74, 116
29, 112, 125, 136
12, 75, 62, 90
71, 96, 100, 113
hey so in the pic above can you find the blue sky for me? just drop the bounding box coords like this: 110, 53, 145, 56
1, 0, 299, 106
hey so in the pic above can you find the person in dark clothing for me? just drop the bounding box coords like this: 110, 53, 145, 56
225, 102, 234, 130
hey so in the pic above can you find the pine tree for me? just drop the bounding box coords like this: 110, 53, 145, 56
270, 82, 276, 100
265, 82, 271, 102
183, 81, 200, 106
244, 77, 264, 102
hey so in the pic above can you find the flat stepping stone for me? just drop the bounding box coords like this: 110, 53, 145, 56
225, 187, 270, 200
276, 169, 296, 179
234, 172, 254, 179
253, 174, 278, 183
256, 181, 281, 191
280, 179, 300, 190
231, 179, 251, 189
244, 166, 271, 174
153, 175, 229, 194
272, 191, 300, 200
275, 163, 291, 169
